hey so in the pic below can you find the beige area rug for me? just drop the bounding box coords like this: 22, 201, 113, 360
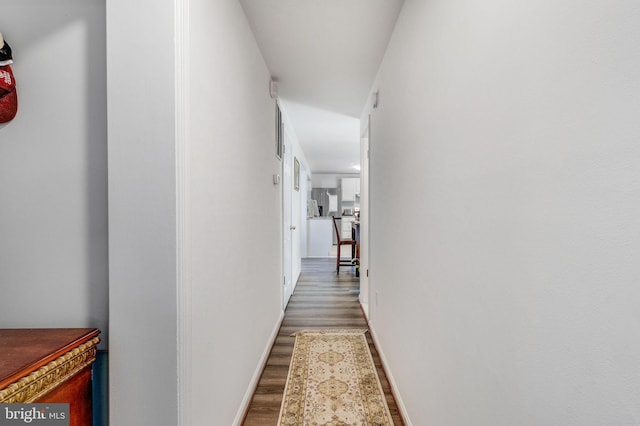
278, 329, 394, 426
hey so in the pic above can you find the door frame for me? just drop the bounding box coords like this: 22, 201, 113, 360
282, 112, 294, 309
359, 115, 371, 319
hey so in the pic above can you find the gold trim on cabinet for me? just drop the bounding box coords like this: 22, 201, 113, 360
0, 337, 100, 403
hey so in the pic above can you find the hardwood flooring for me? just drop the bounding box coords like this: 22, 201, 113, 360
242, 258, 404, 425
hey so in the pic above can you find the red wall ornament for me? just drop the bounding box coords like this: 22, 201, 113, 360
0, 32, 18, 124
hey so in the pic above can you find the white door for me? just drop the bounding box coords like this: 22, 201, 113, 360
283, 137, 293, 308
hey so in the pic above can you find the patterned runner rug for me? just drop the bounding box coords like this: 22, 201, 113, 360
278, 329, 394, 425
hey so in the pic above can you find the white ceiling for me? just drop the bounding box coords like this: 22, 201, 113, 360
240, 0, 404, 173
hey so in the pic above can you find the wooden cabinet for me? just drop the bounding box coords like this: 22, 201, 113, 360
0, 328, 101, 426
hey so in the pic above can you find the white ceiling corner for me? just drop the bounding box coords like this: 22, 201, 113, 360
240, 0, 404, 173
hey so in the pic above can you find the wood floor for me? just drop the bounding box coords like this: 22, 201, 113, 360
242, 258, 404, 425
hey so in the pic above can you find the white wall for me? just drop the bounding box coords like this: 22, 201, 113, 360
364, 0, 640, 424
107, 0, 179, 424
0, 2, 108, 342
107, 1, 310, 423
189, 1, 285, 424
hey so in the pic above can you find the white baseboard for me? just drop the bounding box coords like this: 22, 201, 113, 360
360, 302, 369, 321
367, 318, 412, 426
233, 310, 285, 426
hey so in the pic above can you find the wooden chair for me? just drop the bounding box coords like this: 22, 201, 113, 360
332, 217, 356, 274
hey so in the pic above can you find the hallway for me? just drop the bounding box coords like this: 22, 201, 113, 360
243, 258, 403, 425
5, 0, 634, 423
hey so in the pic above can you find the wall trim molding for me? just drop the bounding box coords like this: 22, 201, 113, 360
234, 310, 285, 426
366, 316, 412, 426
175, 0, 191, 424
